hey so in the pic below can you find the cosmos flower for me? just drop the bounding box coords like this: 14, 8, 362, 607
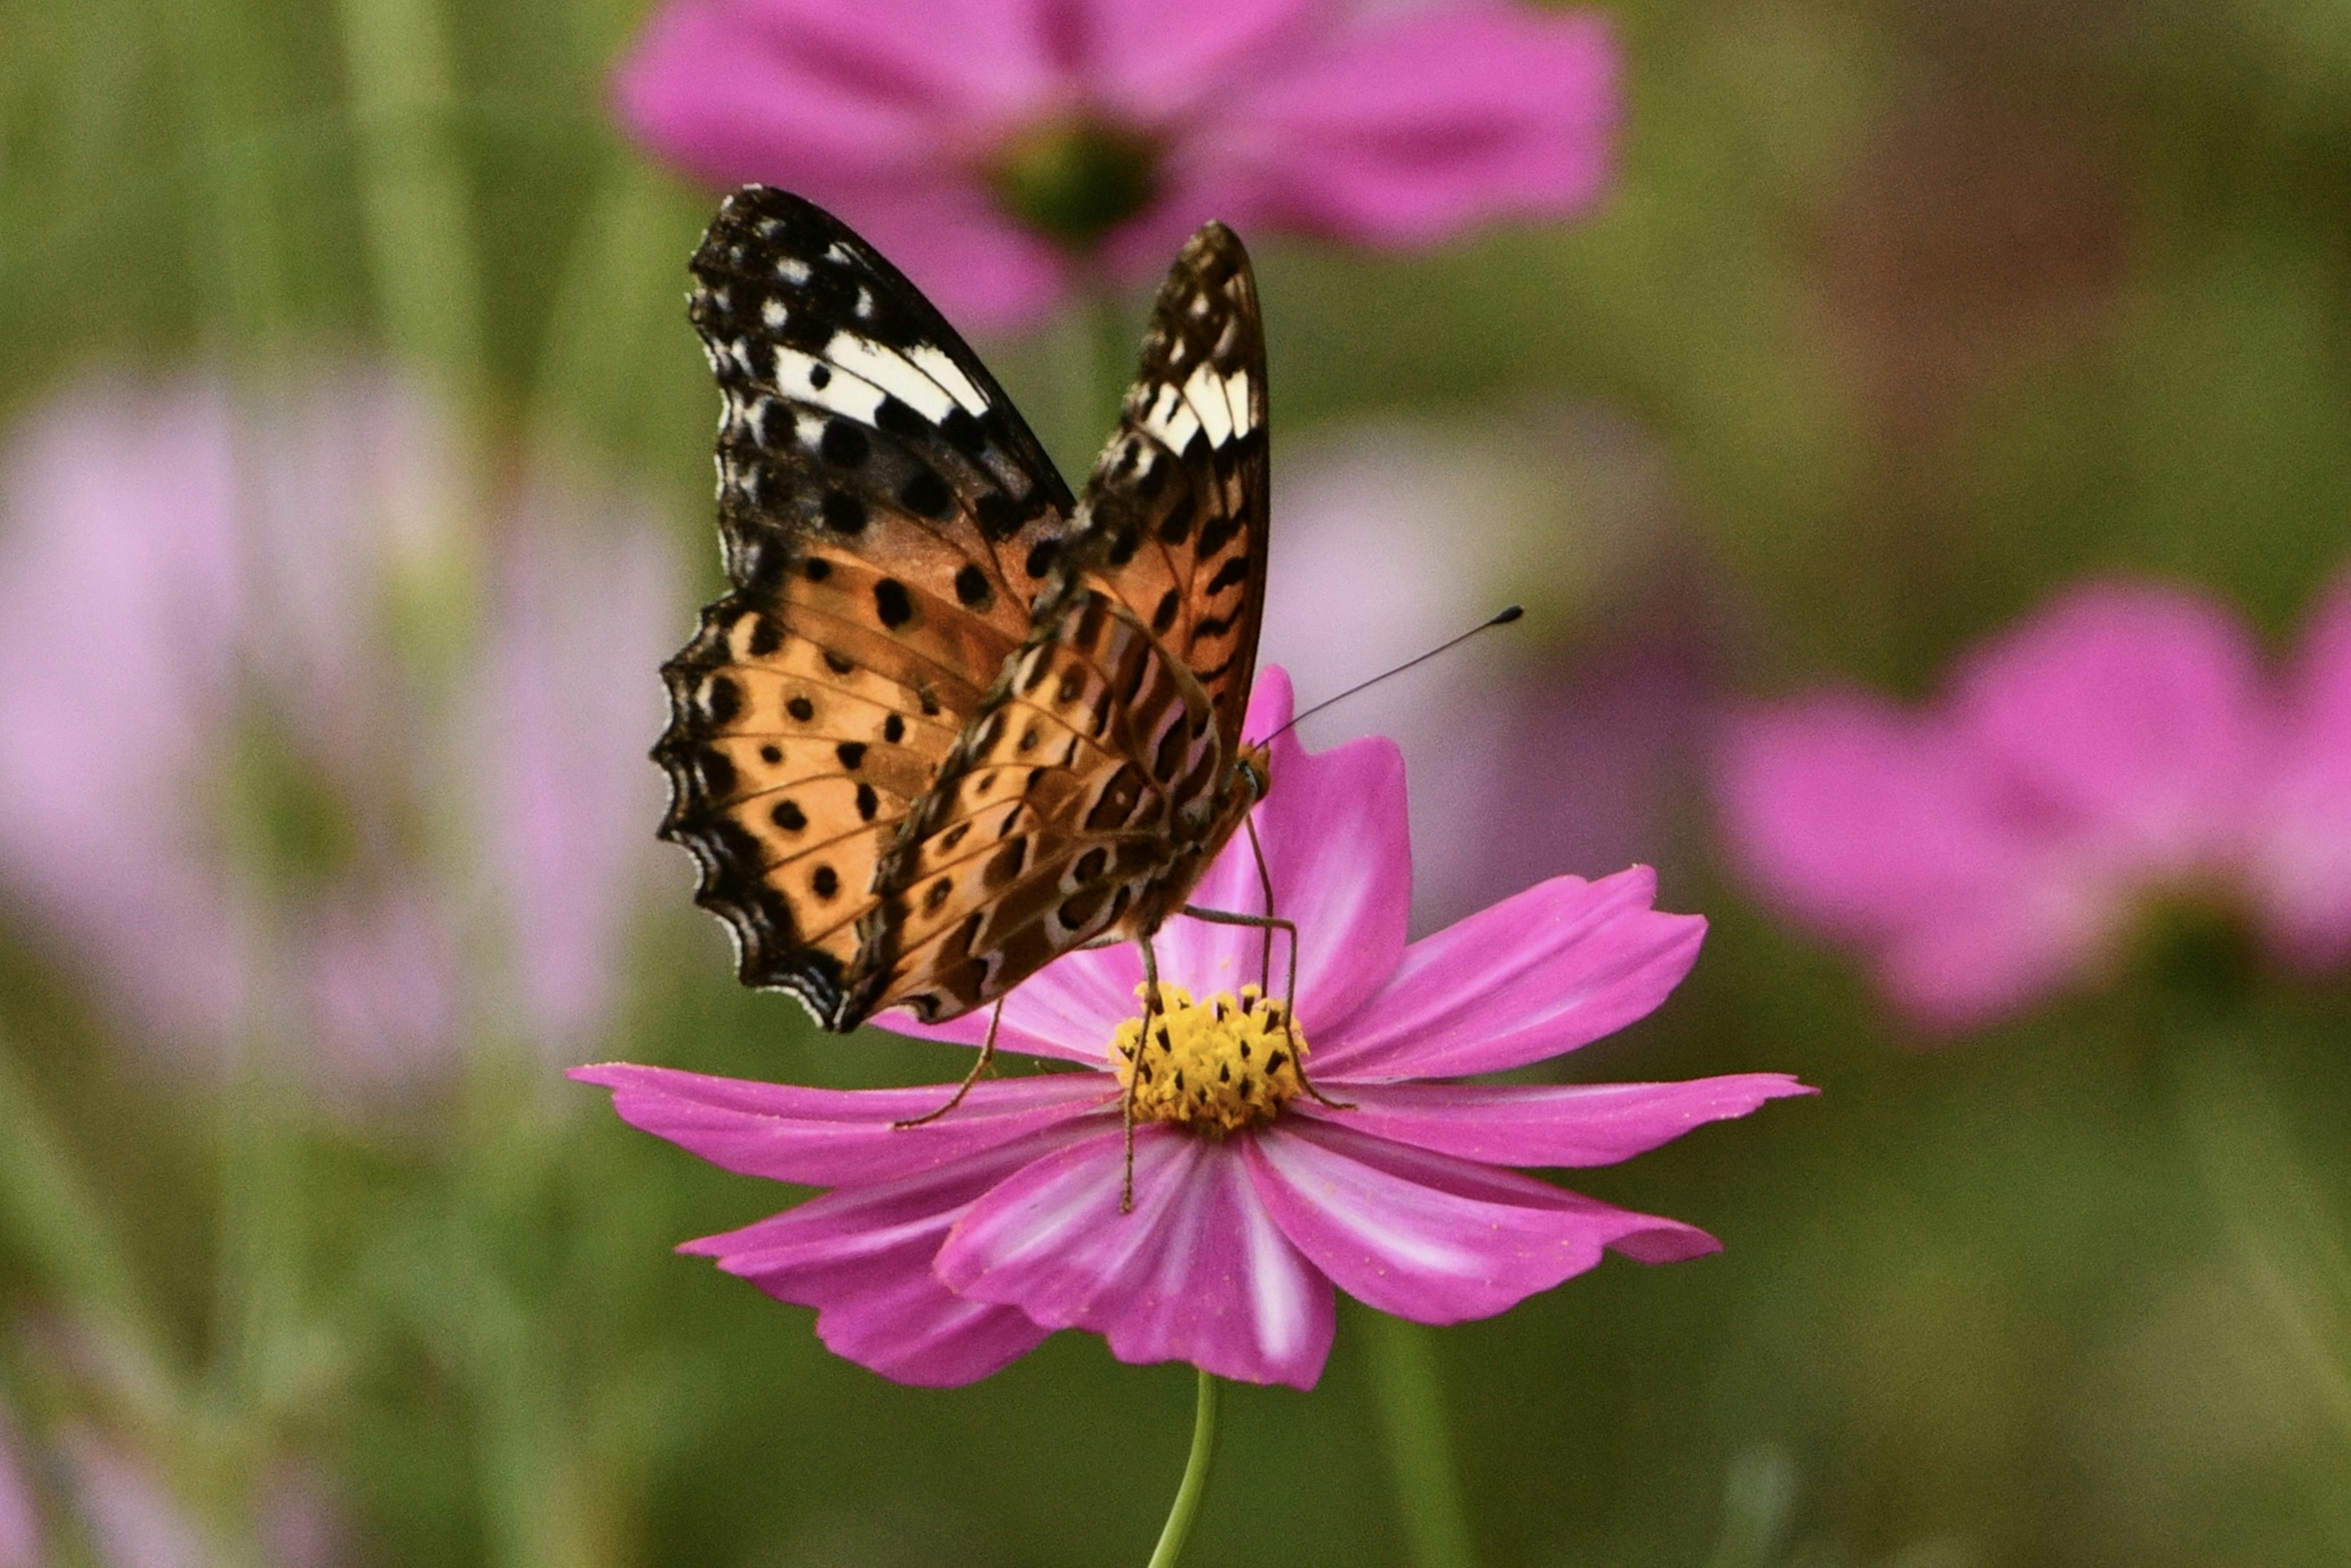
614, 0, 1620, 329
1715, 577, 2351, 1030
579, 670, 1806, 1389
0, 372, 678, 1095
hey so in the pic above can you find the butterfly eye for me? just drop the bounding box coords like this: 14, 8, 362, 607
1239, 751, 1270, 801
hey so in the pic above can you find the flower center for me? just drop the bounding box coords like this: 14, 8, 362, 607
2128, 893, 2259, 1015
1111, 985, 1307, 1133
985, 117, 1161, 251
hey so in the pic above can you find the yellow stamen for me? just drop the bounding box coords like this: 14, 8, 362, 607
1111, 985, 1307, 1133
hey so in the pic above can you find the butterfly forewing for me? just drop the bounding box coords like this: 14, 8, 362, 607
849, 223, 1271, 1026
1067, 222, 1269, 750
655, 187, 1077, 1026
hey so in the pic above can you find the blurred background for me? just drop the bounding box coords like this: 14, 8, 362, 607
4, 0, 2351, 1563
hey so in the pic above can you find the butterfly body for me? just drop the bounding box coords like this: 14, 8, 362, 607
656, 187, 1270, 1033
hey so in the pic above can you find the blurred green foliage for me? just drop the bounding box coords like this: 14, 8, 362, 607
4, 0, 2351, 1564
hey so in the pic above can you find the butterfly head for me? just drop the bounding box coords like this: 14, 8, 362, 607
1235, 741, 1270, 806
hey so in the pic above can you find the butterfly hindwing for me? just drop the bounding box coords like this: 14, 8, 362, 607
656, 187, 1078, 1026
853, 591, 1228, 1022
849, 225, 1270, 1025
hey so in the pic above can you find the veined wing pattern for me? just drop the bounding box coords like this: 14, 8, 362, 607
655, 186, 1270, 1032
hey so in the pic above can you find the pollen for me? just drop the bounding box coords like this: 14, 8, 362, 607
1111, 985, 1307, 1133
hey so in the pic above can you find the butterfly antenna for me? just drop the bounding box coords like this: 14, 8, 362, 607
1267, 605, 1524, 741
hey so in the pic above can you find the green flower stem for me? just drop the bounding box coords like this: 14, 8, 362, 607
1363, 1311, 1482, 1568
332, 0, 486, 405
0, 1027, 173, 1407
2177, 1041, 2351, 1425
1146, 1369, 1223, 1568
527, 162, 688, 455
163, 0, 290, 354
1046, 280, 1134, 474
1087, 284, 1135, 435
2166, 1015, 2351, 1552
449, 1059, 621, 1568
209, 1051, 303, 1424
334, 0, 489, 686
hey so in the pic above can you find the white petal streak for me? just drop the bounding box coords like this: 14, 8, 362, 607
1240, 1168, 1313, 1359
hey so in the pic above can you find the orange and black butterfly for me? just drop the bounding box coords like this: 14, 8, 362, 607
654, 187, 1272, 1052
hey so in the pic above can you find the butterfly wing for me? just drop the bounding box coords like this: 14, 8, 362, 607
851, 222, 1270, 1026
655, 186, 1078, 1028
1062, 220, 1269, 751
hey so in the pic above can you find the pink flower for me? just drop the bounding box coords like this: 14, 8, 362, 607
614, 0, 1619, 329
577, 669, 1807, 1389
1715, 577, 2351, 1030
59, 1428, 214, 1568
0, 373, 678, 1095
0, 1416, 36, 1568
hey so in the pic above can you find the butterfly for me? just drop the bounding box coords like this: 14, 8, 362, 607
654, 186, 1275, 1068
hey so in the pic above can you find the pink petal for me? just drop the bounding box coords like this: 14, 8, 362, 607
2254, 576, 2351, 967
301, 886, 464, 1097
1171, 3, 1618, 249
1872, 888, 2115, 1031
1715, 693, 2039, 939
571, 1062, 1114, 1185
617, 0, 1048, 177
790, 183, 1074, 334
1247, 1119, 1715, 1325
467, 494, 677, 1057
1155, 668, 1412, 1035
1311, 866, 1701, 1079
1078, 0, 1325, 121
60, 1429, 209, 1568
1294, 1074, 1812, 1168
880, 939, 1145, 1063
1952, 580, 2265, 872
0, 378, 251, 1046
936, 1125, 1337, 1388
1240, 661, 1298, 753
685, 1139, 1064, 1386
1715, 689, 2145, 1029
612, 0, 1073, 331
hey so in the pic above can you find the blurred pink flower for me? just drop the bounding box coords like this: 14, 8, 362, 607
1716, 577, 2351, 1030
1261, 411, 1716, 934
55, 1429, 347, 1568
579, 669, 1807, 1389
0, 373, 679, 1095
61, 1429, 212, 1568
0, 1416, 37, 1568
615, 0, 1619, 329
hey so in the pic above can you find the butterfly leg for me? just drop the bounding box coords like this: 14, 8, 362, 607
1122, 932, 1164, 1215
1247, 813, 1278, 999
1175, 902, 1354, 1112
1239, 814, 1343, 1108
890, 999, 1003, 1129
